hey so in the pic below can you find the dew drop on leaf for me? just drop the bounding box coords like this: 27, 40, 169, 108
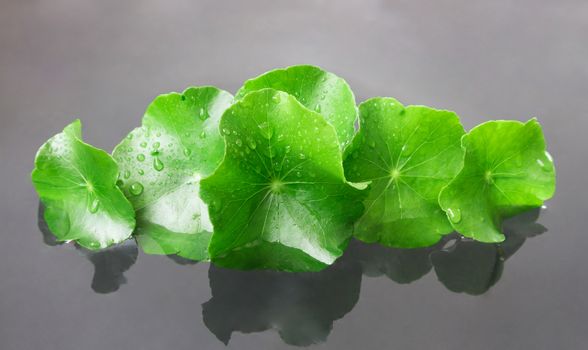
153, 141, 160, 149
247, 139, 257, 149
89, 197, 100, 213
153, 157, 164, 171
199, 108, 207, 120
235, 139, 243, 147
200, 131, 206, 139
136, 154, 145, 162
138, 169, 144, 175
184, 148, 192, 157
447, 208, 462, 224
123, 170, 131, 179
140, 141, 147, 148
129, 182, 144, 196
298, 153, 306, 160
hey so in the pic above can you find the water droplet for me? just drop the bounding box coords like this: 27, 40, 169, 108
369, 141, 376, 148
136, 154, 145, 162
140, 142, 147, 148
222, 128, 230, 136
129, 182, 144, 196
544, 151, 553, 162
153, 142, 160, 149
296, 171, 302, 177
153, 157, 164, 171
199, 107, 207, 120
536, 158, 545, 167
199, 131, 206, 139
89, 197, 100, 213
247, 139, 257, 149
116, 179, 124, 187
272, 94, 281, 103
298, 153, 306, 160
138, 169, 144, 175
258, 122, 273, 139
123, 170, 131, 179
447, 208, 462, 224
126, 133, 133, 140
184, 148, 192, 157
314, 105, 321, 113
235, 139, 243, 147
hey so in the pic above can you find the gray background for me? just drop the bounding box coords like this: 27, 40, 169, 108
1, 0, 587, 349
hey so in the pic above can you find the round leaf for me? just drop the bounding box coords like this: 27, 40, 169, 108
438, 119, 556, 242
32, 120, 135, 249
201, 89, 366, 272
343, 98, 465, 247
113, 86, 233, 260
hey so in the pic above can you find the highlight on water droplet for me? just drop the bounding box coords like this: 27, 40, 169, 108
153, 157, 164, 171
447, 208, 462, 224
272, 93, 281, 104
129, 182, 144, 196
138, 169, 144, 175
153, 141, 160, 149
123, 170, 131, 179
183, 148, 192, 157
89, 198, 100, 213
87, 192, 100, 213
298, 153, 306, 160
199, 107, 207, 120
536, 158, 545, 167
136, 154, 145, 162
140, 141, 147, 148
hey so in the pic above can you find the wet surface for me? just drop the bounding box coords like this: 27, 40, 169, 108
1, 1, 587, 349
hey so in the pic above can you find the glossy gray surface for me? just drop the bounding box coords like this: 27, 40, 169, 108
1, 1, 586, 349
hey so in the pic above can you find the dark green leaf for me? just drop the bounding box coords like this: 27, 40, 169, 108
201, 89, 366, 271
438, 119, 556, 242
343, 98, 465, 247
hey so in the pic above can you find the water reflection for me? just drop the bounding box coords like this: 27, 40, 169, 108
203, 255, 362, 346
38, 203, 138, 294
431, 209, 546, 295
202, 208, 547, 345
37, 202, 548, 344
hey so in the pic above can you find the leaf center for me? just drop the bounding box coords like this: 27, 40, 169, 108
270, 178, 284, 193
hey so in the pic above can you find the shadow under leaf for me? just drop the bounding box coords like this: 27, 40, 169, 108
431, 208, 547, 295
38, 202, 138, 294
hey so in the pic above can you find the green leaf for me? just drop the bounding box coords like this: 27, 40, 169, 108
31, 120, 135, 249
438, 119, 556, 242
236, 65, 357, 149
343, 98, 465, 247
200, 88, 366, 272
113, 86, 233, 260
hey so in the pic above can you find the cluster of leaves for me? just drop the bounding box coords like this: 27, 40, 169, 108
31, 65, 556, 272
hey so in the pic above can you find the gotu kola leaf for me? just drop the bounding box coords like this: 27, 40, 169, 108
200, 88, 366, 272
343, 98, 465, 248
113, 86, 233, 260
32, 120, 135, 249
438, 119, 555, 243
236, 65, 357, 149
